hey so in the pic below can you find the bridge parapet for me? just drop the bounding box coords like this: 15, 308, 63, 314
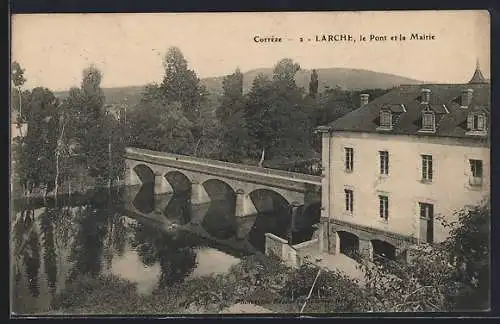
125, 147, 321, 185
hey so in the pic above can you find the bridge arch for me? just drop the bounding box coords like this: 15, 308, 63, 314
247, 189, 292, 252
202, 179, 236, 201
249, 188, 291, 213
371, 239, 396, 261
165, 171, 192, 193
292, 202, 321, 243
133, 164, 155, 184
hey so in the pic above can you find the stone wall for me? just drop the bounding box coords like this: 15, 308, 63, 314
264, 233, 320, 268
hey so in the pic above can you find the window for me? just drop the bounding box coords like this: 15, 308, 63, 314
469, 159, 483, 186
379, 151, 389, 175
473, 114, 485, 130
380, 110, 392, 128
344, 189, 353, 213
345, 147, 354, 172
421, 155, 433, 181
379, 195, 389, 221
419, 203, 434, 243
468, 113, 486, 132
421, 112, 436, 131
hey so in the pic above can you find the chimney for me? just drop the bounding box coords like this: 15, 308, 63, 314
360, 93, 369, 107
461, 88, 474, 107
421, 88, 431, 104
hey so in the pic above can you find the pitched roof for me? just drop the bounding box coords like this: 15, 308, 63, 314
319, 82, 490, 140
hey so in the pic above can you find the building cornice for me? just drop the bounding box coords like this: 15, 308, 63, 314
327, 130, 490, 148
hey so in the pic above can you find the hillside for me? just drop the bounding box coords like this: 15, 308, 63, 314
201, 67, 425, 95
54, 68, 425, 106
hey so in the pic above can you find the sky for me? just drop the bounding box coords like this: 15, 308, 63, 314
12, 10, 490, 91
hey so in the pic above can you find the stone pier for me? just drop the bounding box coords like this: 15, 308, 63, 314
234, 189, 258, 217
190, 181, 211, 206
127, 167, 142, 186
154, 172, 173, 195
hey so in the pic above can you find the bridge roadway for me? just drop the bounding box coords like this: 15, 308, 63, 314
124, 147, 322, 220
125, 147, 321, 188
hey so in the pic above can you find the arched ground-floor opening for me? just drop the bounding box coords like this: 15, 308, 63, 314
371, 239, 396, 262
337, 231, 360, 257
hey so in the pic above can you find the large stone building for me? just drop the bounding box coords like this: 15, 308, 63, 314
315, 64, 490, 261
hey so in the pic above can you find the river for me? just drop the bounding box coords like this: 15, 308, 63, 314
11, 183, 319, 314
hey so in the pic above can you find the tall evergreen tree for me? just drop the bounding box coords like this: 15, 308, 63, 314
309, 69, 319, 98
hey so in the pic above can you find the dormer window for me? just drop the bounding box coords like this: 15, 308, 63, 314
377, 109, 392, 130
465, 111, 487, 137
422, 111, 436, 132
467, 113, 486, 131
418, 106, 436, 133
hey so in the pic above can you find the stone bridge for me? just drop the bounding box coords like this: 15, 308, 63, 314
124, 147, 322, 240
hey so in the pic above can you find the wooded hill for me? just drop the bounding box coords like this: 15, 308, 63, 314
54, 68, 425, 106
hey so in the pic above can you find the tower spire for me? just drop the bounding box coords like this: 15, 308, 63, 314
469, 58, 486, 84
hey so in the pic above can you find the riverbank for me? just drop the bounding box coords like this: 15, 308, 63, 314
34, 253, 371, 315
11, 181, 127, 214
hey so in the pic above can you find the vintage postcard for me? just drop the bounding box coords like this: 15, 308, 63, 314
10, 10, 490, 315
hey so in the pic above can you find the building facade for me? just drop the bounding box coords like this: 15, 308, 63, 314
316, 65, 490, 261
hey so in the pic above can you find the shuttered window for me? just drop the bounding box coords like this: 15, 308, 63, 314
422, 155, 433, 181
467, 113, 486, 131
345, 147, 354, 172
380, 110, 392, 128
422, 112, 435, 131
379, 195, 389, 220
344, 189, 353, 213
379, 151, 389, 175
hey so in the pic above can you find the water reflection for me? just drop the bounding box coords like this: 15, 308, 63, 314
128, 182, 314, 251
11, 183, 320, 314
11, 188, 245, 314
130, 221, 197, 288
163, 191, 191, 225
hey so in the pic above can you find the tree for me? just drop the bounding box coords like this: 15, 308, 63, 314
161, 47, 204, 123
444, 200, 490, 310
308, 69, 319, 99
216, 68, 253, 162
16, 87, 59, 196
12, 61, 27, 127
128, 84, 194, 154
217, 68, 244, 124
244, 58, 312, 166
244, 73, 276, 164
354, 200, 490, 312
192, 87, 223, 158
63, 65, 124, 187
272, 58, 300, 84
